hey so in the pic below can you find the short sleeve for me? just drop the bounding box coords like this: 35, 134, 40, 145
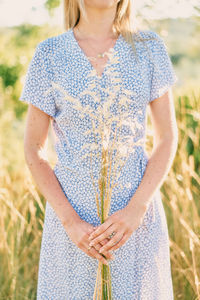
147, 32, 178, 103
19, 41, 56, 117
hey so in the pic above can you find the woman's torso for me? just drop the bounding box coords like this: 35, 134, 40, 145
45, 28, 154, 223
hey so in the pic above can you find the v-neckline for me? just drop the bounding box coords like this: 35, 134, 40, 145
70, 27, 122, 79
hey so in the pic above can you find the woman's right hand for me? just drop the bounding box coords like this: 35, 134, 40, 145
63, 217, 114, 265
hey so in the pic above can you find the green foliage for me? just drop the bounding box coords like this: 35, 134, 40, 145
13, 24, 41, 47
0, 63, 21, 88
45, 0, 61, 12
170, 53, 184, 65
0, 24, 62, 119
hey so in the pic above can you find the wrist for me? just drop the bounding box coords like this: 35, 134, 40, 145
61, 211, 81, 229
127, 197, 148, 214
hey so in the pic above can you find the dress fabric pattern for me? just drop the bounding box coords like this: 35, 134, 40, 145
19, 28, 177, 300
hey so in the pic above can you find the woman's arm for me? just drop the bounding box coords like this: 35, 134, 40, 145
24, 104, 80, 228
88, 89, 178, 253
23, 103, 113, 264
128, 88, 178, 210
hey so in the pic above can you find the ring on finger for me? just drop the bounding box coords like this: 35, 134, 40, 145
102, 234, 123, 252
108, 231, 117, 240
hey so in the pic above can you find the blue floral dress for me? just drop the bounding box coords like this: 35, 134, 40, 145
19, 28, 178, 300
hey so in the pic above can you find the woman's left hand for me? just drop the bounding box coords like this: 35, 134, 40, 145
88, 202, 148, 255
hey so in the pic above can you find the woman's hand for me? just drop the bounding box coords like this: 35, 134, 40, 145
88, 202, 148, 255
63, 217, 114, 265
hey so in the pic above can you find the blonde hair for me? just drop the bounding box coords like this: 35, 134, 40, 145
63, 0, 157, 62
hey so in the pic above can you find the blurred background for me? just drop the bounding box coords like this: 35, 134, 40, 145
0, 0, 199, 299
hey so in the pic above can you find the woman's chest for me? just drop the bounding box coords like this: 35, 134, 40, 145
50, 43, 151, 133
54, 47, 150, 96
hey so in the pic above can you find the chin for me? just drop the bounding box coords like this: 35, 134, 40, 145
84, 0, 117, 9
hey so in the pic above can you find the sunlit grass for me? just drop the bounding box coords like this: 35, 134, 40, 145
164, 93, 200, 299
146, 90, 200, 299
0, 108, 45, 300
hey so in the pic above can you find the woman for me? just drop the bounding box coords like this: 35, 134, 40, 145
19, 0, 178, 299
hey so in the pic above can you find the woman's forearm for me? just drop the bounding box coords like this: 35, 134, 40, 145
127, 135, 178, 211
24, 149, 81, 228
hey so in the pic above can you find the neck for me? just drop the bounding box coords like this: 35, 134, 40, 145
76, 5, 118, 39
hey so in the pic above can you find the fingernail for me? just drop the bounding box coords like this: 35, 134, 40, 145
89, 242, 94, 246
99, 248, 103, 253
89, 236, 93, 240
